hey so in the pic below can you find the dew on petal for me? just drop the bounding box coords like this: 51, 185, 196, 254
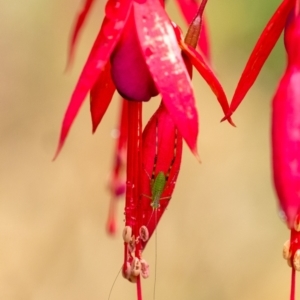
114, 20, 124, 30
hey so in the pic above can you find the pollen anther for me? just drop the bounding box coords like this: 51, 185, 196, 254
131, 257, 141, 277
139, 225, 149, 242
122, 226, 132, 243
293, 250, 300, 271
140, 259, 150, 278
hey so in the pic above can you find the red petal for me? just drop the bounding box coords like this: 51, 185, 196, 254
54, 0, 132, 158
67, 0, 96, 69
175, 0, 211, 60
182, 43, 235, 126
133, 0, 199, 158
140, 102, 183, 249
226, 0, 294, 120
90, 62, 116, 132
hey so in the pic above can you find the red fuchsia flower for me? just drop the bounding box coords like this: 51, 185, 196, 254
60, 0, 232, 236
219, 0, 300, 298
120, 2, 236, 292
220, 0, 296, 225
56, 0, 233, 298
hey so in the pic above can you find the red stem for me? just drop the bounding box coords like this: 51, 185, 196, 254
124, 101, 143, 300
290, 268, 296, 300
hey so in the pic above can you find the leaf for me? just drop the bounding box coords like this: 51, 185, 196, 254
225, 0, 294, 120
54, 0, 132, 159
182, 43, 235, 126
133, 0, 199, 158
140, 102, 183, 249
67, 0, 96, 69
90, 61, 116, 132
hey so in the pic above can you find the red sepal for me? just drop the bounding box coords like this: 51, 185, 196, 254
67, 0, 96, 68
182, 43, 235, 126
133, 0, 199, 157
54, 0, 132, 158
90, 62, 116, 133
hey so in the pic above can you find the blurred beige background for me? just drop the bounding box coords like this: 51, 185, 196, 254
0, 0, 293, 299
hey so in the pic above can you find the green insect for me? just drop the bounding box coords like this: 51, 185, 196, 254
149, 171, 168, 209
144, 117, 178, 220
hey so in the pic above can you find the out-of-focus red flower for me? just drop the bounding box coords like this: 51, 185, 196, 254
220, 0, 300, 297
273, 8, 300, 300
272, 11, 300, 230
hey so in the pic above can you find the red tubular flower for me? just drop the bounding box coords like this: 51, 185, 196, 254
57, 0, 233, 297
